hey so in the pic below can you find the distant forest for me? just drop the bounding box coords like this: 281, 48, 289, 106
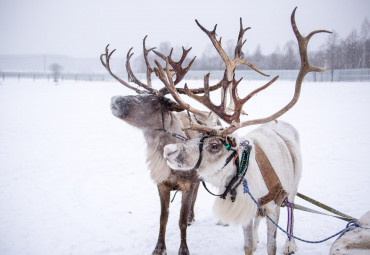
133, 18, 370, 72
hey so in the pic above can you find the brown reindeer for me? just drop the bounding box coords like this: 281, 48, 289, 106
101, 38, 224, 255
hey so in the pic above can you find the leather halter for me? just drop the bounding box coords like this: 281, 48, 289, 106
197, 135, 252, 202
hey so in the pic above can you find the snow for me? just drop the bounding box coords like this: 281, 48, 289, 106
0, 79, 369, 255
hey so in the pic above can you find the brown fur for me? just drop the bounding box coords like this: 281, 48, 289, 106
111, 95, 203, 255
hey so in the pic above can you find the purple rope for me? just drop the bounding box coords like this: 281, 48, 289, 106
285, 198, 294, 241
243, 179, 361, 244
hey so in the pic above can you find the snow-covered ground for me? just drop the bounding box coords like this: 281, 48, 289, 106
0, 78, 369, 255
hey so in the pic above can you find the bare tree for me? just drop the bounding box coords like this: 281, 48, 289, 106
360, 18, 370, 68
49, 63, 63, 82
252, 44, 264, 68
325, 31, 340, 81
281, 40, 299, 69
265, 46, 282, 70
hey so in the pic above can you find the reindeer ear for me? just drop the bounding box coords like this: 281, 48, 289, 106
162, 97, 185, 112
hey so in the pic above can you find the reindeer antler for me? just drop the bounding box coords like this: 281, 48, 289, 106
195, 18, 270, 111
154, 57, 209, 119
165, 18, 277, 124
161, 8, 331, 136
220, 7, 331, 135
100, 44, 151, 94
101, 37, 223, 98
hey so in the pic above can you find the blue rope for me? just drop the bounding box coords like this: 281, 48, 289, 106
242, 179, 361, 244
171, 132, 188, 141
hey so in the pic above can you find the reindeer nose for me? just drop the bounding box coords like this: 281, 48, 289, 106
164, 145, 180, 160
111, 96, 130, 118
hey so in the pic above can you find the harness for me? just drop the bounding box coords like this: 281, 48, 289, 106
199, 136, 288, 206
197, 135, 252, 202
157, 110, 288, 206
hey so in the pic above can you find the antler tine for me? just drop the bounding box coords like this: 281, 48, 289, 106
234, 18, 269, 77
153, 58, 208, 119
235, 18, 250, 61
230, 75, 280, 124
238, 75, 280, 105
195, 20, 231, 74
100, 44, 144, 94
153, 46, 196, 85
195, 19, 269, 79
126, 47, 158, 94
291, 7, 331, 73
184, 73, 231, 123
220, 7, 331, 135
143, 35, 156, 87
154, 46, 223, 96
195, 18, 270, 115
184, 72, 278, 126
100, 42, 160, 94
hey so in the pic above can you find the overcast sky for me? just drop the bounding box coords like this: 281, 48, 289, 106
1, 0, 369, 59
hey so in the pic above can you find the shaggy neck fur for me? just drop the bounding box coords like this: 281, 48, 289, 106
201, 138, 268, 226
143, 111, 192, 183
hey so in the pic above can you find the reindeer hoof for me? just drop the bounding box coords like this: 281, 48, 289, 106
283, 241, 297, 255
244, 246, 253, 255
152, 250, 167, 255
152, 244, 167, 255
178, 242, 190, 255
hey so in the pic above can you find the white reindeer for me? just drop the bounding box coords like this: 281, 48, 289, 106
164, 121, 301, 255
156, 8, 330, 255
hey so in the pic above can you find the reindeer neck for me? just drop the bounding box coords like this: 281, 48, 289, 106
143, 111, 187, 183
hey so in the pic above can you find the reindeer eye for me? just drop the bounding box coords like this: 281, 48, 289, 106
206, 143, 221, 153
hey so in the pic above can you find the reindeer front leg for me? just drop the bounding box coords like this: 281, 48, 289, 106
178, 187, 194, 255
153, 184, 170, 255
187, 181, 200, 225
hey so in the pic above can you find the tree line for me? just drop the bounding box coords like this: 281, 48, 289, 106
133, 18, 370, 76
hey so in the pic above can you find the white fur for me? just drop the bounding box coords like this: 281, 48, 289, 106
164, 121, 302, 254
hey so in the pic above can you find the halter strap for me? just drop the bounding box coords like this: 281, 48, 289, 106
194, 135, 207, 170
201, 142, 252, 202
